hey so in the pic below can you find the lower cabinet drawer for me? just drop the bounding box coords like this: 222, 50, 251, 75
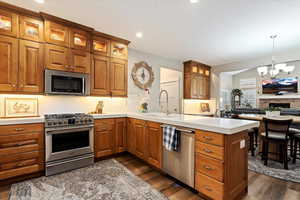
195, 172, 224, 200
0, 151, 44, 172
195, 141, 224, 161
0, 164, 44, 180
0, 132, 44, 156
195, 153, 224, 182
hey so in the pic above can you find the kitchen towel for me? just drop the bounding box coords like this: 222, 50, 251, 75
163, 125, 180, 151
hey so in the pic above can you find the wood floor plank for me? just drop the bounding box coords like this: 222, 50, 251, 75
161, 183, 183, 197
168, 188, 195, 200
147, 174, 175, 191
138, 170, 160, 181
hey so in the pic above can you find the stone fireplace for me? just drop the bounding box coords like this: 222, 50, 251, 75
259, 98, 300, 109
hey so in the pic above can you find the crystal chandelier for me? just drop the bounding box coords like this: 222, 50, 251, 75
257, 35, 295, 79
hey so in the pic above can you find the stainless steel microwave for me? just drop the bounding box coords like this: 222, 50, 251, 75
45, 69, 90, 96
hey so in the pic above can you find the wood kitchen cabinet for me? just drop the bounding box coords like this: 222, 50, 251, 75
44, 20, 69, 47
0, 8, 18, 38
19, 16, 44, 42
0, 123, 44, 180
110, 58, 128, 97
92, 35, 110, 56
110, 41, 128, 60
91, 55, 110, 96
134, 119, 147, 160
70, 28, 90, 51
115, 118, 127, 153
195, 130, 248, 200
0, 35, 18, 92
69, 49, 90, 73
94, 119, 115, 158
146, 121, 162, 169
184, 60, 211, 100
127, 118, 136, 154
127, 118, 162, 169
45, 43, 69, 71
45, 44, 90, 74
19, 39, 44, 93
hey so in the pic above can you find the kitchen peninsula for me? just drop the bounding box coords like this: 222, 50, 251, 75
0, 112, 259, 200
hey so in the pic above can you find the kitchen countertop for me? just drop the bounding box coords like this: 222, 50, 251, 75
0, 112, 259, 135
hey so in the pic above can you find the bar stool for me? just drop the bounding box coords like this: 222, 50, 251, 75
288, 128, 300, 156
261, 118, 292, 170
248, 127, 259, 156
230, 115, 258, 156
293, 133, 300, 163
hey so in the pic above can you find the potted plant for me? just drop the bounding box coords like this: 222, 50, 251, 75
265, 107, 281, 117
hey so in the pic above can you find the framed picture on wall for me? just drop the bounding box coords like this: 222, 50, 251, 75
200, 103, 210, 112
4, 98, 39, 118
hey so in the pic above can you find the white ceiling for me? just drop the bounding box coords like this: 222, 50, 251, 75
4, 0, 300, 66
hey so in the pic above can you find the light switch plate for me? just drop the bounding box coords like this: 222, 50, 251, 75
240, 139, 245, 149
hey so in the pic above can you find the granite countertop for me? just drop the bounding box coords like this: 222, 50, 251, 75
0, 112, 259, 135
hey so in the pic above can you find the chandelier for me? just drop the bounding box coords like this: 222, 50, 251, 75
257, 35, 295, 79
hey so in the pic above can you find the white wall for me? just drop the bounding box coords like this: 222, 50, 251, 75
127, 49, 183, 112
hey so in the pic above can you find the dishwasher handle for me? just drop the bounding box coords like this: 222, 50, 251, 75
161, 124, 195, 134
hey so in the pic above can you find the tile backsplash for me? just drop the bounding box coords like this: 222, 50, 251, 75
0, 95, 127, 117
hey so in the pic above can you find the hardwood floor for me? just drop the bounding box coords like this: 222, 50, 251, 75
1, 153, 299, 200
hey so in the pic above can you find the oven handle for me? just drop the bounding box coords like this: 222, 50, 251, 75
46, 127, 92, 135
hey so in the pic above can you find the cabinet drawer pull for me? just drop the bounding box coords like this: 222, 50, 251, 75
203, 148, 213, 153
16, 163, 25, 167
14, 128, 25, 132
203, 165, 214, 171
203, 186, 213, 192
203, 136, 213, 141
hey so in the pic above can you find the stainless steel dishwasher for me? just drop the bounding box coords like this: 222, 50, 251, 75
161, 125, 195, 188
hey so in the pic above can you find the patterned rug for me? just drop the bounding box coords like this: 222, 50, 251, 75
9, 159, 168, 200
248, 153, 300, 183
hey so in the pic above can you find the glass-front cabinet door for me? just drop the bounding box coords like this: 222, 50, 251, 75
19, 16, 44, 42
111, 41, 128, 60
70, 28, 90, 51
0, 9, 18, 37
45, 20, 69, 47
92, 36, 110, 56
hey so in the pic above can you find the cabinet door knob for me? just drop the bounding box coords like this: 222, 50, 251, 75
12, 84, 16, 88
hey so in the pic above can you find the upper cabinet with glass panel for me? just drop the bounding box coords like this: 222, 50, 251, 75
45, 20, 69, 47
111, 41, 128, 60
92, 36, 110, 56
0, 9, 18, 37
70, 28, 90, 51
19, 16, 43, 42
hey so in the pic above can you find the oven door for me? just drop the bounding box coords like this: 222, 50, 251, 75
45, 69, 90, 96
45, 126, 94, 162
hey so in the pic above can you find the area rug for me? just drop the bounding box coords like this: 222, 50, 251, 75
248, 154, 300, 183
9, 159, 168, 200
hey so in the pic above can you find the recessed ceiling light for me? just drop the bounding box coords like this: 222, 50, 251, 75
35, 0, 45, 4
190, 0, 199, 3
136, 32, 143, 38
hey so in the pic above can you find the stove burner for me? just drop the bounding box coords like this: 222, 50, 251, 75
45, 113, 94, 128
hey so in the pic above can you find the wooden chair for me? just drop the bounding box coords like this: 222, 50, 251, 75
289, 128, 300, 156
293, 133, 300, 164
261, 118, 293, 170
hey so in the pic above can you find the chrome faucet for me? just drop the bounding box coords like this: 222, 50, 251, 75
159, 90, 169, 115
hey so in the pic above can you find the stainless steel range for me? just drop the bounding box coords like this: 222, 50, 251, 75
45, 113, 94, 176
